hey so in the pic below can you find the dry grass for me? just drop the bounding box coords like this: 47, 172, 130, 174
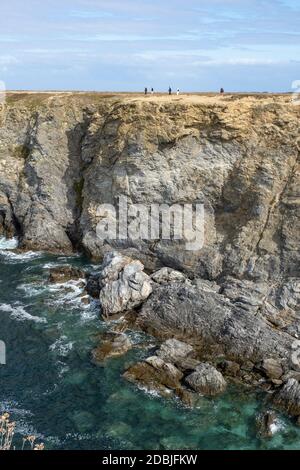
0, 413, 44, 451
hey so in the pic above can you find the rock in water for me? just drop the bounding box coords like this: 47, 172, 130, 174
92, 332, 132, 362
273, 379, 300, 417
99, 252, 152, 317
185, 363, 227, 396
123, 356, 183, 396
49, 266, 85, 283
156, 339, 194, 362
256, 411, 279, 438
85, 272, 101, 298
156, 339, 200, 371
137, 280, 293, 369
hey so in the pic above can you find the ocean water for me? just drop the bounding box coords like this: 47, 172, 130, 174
0, 237, 300, 450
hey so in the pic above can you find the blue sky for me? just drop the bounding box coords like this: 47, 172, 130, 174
0, 0, 299, 91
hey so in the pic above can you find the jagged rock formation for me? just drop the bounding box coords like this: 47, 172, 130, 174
0, 93, 299, 282
1, 92, 300, 416
98, 252, 152, 317
185, 363, 227, 396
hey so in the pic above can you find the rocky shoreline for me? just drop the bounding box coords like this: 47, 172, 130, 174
1, 93, 299, 436
44, 250, 300, 431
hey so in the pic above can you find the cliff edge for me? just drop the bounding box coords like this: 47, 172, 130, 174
0, 92, 299, 282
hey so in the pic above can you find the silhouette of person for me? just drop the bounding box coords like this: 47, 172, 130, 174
145, 87, 148, 95
168, 87, 172, 95
220, 88, 224, 94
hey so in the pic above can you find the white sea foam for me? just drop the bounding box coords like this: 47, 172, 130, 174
0, 249, 43, 262
0, 303, 47, 323
17, 283, 47, 297
42, 262, 61, 269
137, 384, 169, 398
47, 279, 87, 308
0, 236, 19, 250
270, 419, 285, 435
49, 336, 74, 357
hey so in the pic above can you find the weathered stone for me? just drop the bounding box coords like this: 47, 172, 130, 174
1, 94, 299, 281
185, 363, 227, 396
282, 370, 300, 383
156, 339, 194, 362
175, 388, 201, 407
151, 268, 187, 285
92, 332, 132, 362
155, 339, 199, 372
273, 379, 300, 416
261, 358, 283, 380
85, 272, 101, 298
123, 357, 183, 395
220, 360, 240, 377
137, 281, 293, 369
256, 411, 279, 438
99, 252, 152, 317
49, 266, 85, 283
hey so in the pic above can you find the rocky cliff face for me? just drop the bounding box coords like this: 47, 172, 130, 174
0, 93, 299, 283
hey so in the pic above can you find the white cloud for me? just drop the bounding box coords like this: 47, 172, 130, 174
191, 58, 289, 66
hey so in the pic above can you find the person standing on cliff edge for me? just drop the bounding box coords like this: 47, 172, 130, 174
168, 86, 172, 95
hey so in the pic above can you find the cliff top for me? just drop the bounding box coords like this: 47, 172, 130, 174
3, 91, 295, 108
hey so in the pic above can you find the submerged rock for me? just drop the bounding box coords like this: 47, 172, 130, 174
185, 363, 227, 396
256, 410, 279, 438
69, 410, 95, 433
99, 252, 152, 317
48, 265, 85, 283
92, 332, 132, 363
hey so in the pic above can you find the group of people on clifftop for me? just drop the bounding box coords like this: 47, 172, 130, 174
144, 87, 225, 95
144, 87, 180, 96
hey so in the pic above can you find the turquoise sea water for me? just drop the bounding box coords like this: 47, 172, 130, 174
0, 237, 300, 450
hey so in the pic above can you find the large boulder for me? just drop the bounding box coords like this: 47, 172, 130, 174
123, 356, 183, 396
185, 363, 227, 396
156, 339, 199, 371
48, 265, 85, 283
85, 272, 101, 298
273, 379, 300, 416
256, 411, 279, 438
92, 332, 132, 363
261, 358, 284, 380
137, 280, 293, 368
99, 252, 152, 317
151, 268, 187, 285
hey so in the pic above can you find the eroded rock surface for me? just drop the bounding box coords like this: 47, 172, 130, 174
185, 363, 227, 396
92, 332, 132, 363
1, 93, 299, 281
99, 252, 152, 317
